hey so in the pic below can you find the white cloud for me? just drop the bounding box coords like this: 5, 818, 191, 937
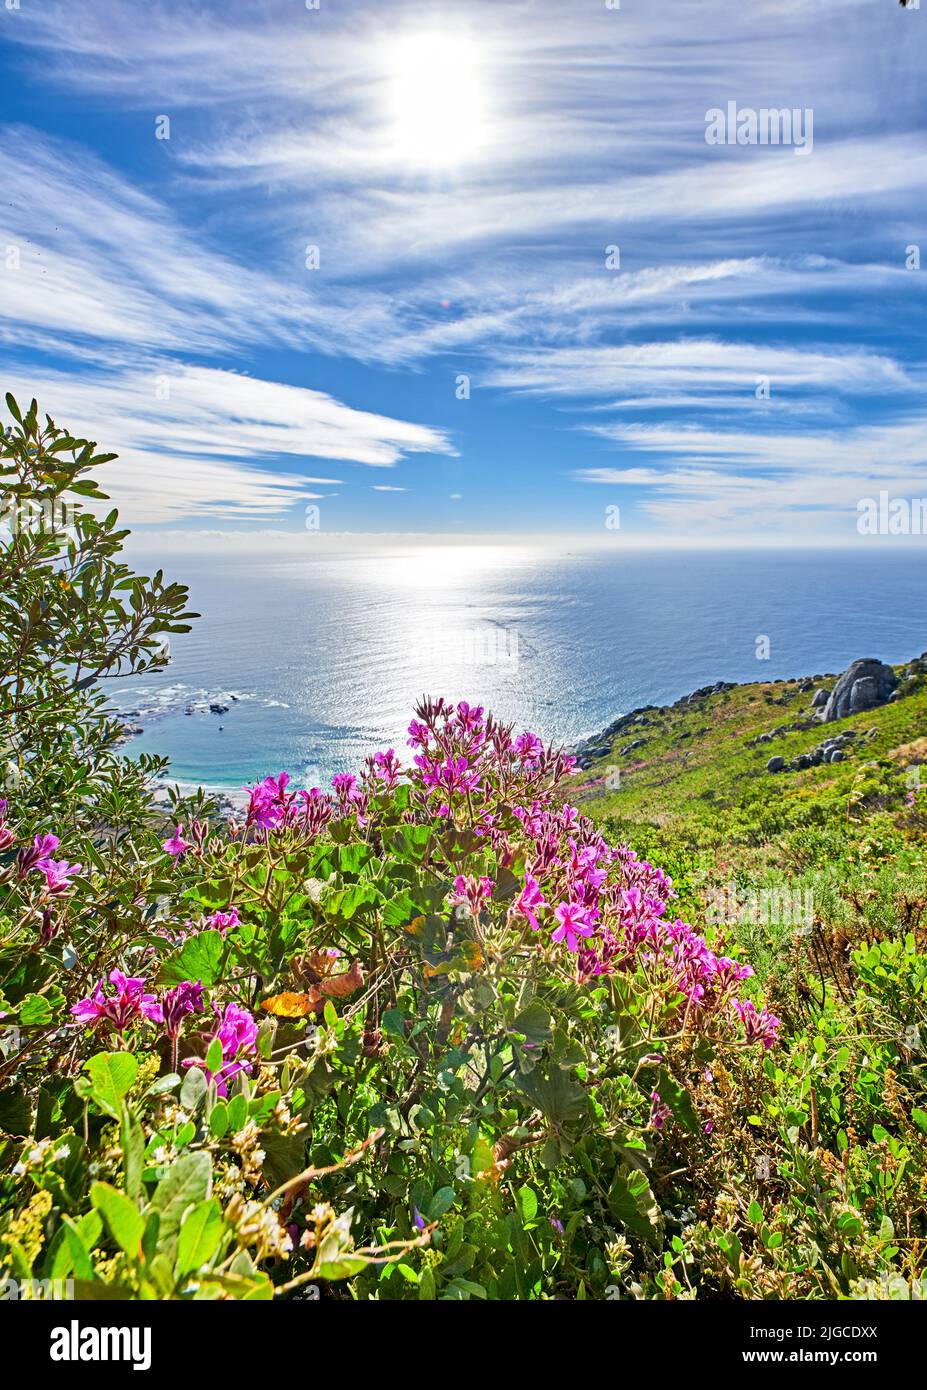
2, 0, 925, 541
2, 363, 452, 523
488, 340, 911, 402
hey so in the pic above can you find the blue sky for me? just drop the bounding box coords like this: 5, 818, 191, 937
1, 0, 925, 543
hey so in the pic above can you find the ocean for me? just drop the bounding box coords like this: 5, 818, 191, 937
112, 542, 926, 794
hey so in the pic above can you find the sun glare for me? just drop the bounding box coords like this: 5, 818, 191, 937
385, 33, 488, 168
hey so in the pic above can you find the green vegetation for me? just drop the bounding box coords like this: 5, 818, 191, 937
574, 662, 927, 1298
1, 398, 924, 1301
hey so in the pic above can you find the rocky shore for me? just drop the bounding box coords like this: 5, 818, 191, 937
573, 652, 926, 772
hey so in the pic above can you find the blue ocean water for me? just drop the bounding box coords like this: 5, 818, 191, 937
112, 543, 926, 792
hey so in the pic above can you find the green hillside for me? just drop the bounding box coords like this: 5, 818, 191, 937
575, 659, 927, 992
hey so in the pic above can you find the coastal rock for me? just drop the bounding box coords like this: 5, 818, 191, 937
811, 688, 830, 708
823, 659, 897, 722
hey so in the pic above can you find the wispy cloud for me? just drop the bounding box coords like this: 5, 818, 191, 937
1, 0, 925, 539
2, 363, 453, 523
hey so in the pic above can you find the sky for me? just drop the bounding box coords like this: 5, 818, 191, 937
1, 0, 925, 545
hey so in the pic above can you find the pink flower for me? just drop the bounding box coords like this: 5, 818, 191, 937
296, 786, 335, 835
163, 825, 191, 858
406, 719, 430, 750
183, 1002, 259, 1097
38, 856, 82, 895
513, 731, 543, 764
71, 970, 162, 1033
454, 701, 485, 733
649, 1091, 672, 1131
512, 874, 546, 930
244, 773, 290, 830
451, 874, 494, 916
0, 801, 14, 854
420, 755, 480, 797
731, 998, 781, 1049
157, 981, 205, 1041
206, 907, 239, 936
372, 748, 401, 788
550, 901, 597, 953
17, 832, 60, 877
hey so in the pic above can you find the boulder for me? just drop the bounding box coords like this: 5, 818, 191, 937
811, 688, 830, 708
823, 659, 897, 721
766, 756, 786, 773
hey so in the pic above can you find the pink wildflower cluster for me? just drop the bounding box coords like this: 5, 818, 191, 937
502, 795, 778, 1046
71, 970, 163, 1032
160, 696, 777, 1053
183, 1002, 259, 1097
237, 768, 370, 843
163, 818, 209, 860
407, 698, 575, 823
12, 827, 82, 895
70, 969, 262, 1084
450, 874, 494, 916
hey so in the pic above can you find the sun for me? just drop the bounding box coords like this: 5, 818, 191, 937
385, 32, 488, 168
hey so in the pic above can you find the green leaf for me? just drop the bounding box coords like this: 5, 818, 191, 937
607, 1167, 662, 1245
19, 990, 64, 1026
515, 1066, 585, 1125
121, 1107, 145, 1201
82, 1053, 138, 1119
58, 1216, 99, 1281
179, 1066, 207, 1111
427, 1186, 455, 1221
518, 1185, 538, 1223
382, 1008, 407, 1038
208, 1100, 229, 1139
226, 1093, 248, 1132
511, 1001, 552, 1049
159, 929, 225, 987
654, 1075, 698, 1132
260, 1131, 306, 1191
90, 1182, 144, 1258
142, 1211, 161, 1266
205, 1036, 224, 1076
911, 1108, 927, 1135
0, 1085, 31, 1136
52, 1212, 102, 1279
151, 1151, 212, 1241
747, 1199, 764, 1225
176, 1198, 225, 1276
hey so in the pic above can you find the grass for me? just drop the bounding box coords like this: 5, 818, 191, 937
573, 658, 927, 995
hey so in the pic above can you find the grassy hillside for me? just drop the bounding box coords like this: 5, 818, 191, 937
574, 658, 927, 992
